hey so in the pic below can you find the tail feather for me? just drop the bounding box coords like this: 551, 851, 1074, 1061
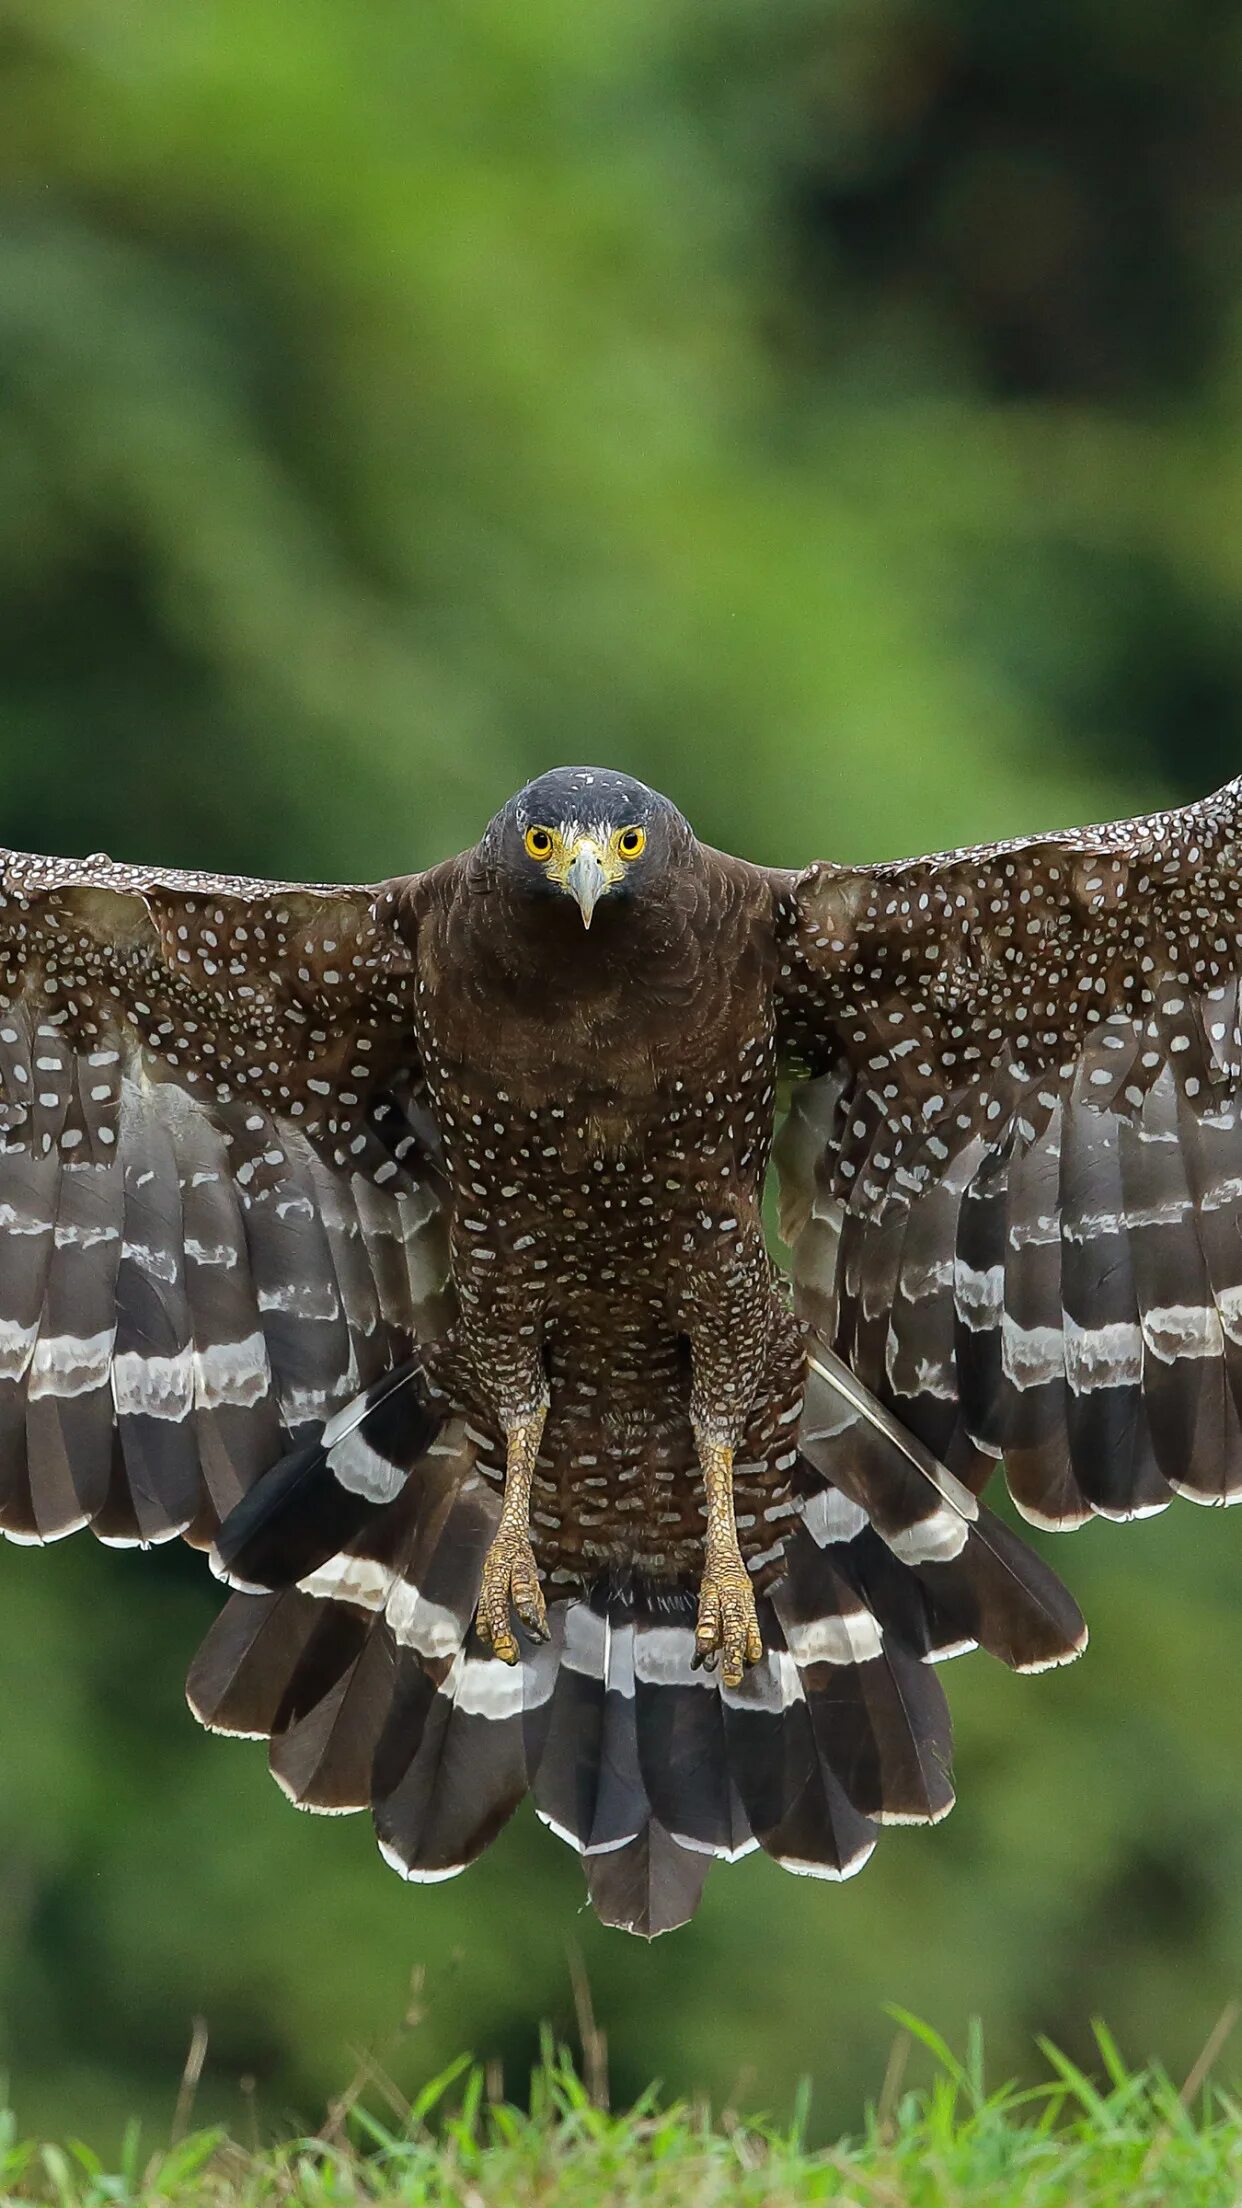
188, 1346, 1090, 1934
187, 1587, 323, 1739
283, 1424, 543, 1873
211, 1360, 439, 1591
269, 1608, 392, 1815
722, 1601, 876, 1880
586, 1599, 649, 1854
633, 1600, 753, 1862
261, 1486, 424, 1812
385, 1438, 499, 1659
373, 1445, 555, 1876
533, 1592, 725, 1937
529, 1597, 608, 1853
839, 1525, 975, 1663
772, 1523, 955, 1826
373, 1634, 549, 1879
583, 1822, 711, 1938
800, 1344, 1088, 1673
276, 1429, 512, 1837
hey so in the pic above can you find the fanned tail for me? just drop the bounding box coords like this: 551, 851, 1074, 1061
187, 1347, 1067, 1933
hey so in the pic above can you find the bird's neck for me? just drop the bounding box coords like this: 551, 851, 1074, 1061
415, 849, 773, 1100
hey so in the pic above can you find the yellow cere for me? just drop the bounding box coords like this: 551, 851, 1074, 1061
524, 823, 645, 884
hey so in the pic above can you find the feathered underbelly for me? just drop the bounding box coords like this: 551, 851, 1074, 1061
450, 1290, 806, 1588
423, 1052, 797, 1584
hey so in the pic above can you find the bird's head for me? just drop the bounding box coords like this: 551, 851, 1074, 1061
483, 767, 690, 930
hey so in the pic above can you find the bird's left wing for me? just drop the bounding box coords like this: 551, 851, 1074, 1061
773, 776, 1242, 1528
0, 847, 448, 1549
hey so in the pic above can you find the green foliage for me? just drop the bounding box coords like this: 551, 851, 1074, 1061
0, 0, 1240, 2145
9, 2032, 1242, 2207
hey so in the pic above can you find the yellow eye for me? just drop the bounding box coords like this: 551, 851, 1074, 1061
616, 826, 646, 860
524, 825, 554, 860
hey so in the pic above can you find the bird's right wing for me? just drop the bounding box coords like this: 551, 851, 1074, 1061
0, 845, 450, 1549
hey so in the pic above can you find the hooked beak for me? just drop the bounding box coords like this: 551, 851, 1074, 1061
563, 840, 610, 929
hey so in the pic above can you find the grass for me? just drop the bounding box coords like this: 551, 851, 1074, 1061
5, 2019, 1242, 2207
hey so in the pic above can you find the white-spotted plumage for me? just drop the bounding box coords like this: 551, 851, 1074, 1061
17, 767, 1242, 1931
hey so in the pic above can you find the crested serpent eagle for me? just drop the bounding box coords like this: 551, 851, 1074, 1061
0, 763, 1238, 1933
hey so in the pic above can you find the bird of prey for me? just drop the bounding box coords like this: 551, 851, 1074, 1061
0, 762, 1236, 1935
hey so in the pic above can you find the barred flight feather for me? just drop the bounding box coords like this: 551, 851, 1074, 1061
0, 849, 445, 1548
778, 774, 1242, 1531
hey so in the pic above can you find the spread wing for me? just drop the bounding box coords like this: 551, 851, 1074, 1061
774, 776, 1242, 1529
0, 848, 449, 1548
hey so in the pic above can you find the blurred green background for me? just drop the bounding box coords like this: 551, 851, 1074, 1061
1, 0, 1241, 2149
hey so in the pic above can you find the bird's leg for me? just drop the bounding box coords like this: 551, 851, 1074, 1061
679, 1239, 771, 1688
693, 1431, 763, 1690
476, 1400, 549, 1664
